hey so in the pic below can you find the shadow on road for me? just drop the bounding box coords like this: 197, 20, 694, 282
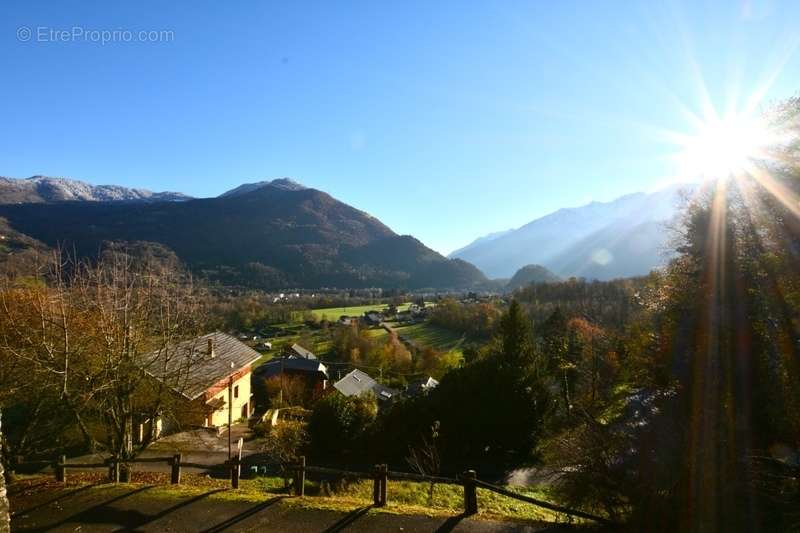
436, 513, 468, 532
322, 505, 375, 532
10, 482, 104, 518
22, 484, 155, 532
199, 496, 285, 533
128, 488, 229, 531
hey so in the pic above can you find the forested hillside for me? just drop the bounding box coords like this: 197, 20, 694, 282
0, 181, 487, 290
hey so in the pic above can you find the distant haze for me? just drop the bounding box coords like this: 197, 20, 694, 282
451, 184, 695, 280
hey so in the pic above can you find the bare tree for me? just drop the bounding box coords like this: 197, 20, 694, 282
0, 247, 208, 463
0, 411, 9, 533
406, 420, 442, 505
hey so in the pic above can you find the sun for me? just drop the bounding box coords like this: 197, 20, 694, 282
674, 113, 771, 181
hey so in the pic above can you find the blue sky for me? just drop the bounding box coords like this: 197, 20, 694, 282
2, 1, 799, 254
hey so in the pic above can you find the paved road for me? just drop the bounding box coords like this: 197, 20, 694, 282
10, 484, 578, 532
38, 426, 264, 477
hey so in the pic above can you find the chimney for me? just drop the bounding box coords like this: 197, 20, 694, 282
208, 337, 215, 358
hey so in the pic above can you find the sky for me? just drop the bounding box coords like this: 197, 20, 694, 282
1, 0, 799, 255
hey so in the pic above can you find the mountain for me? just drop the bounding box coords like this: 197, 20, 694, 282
0, 176, 191, 204
450, 184, 694, 280
220, 178, 307, 197
506, 264, 560, 291
449, 229, 513, 257
0, 178, 487, 290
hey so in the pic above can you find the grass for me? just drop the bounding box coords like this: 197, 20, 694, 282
251, 329, 336, 367
310, 302, 413, 321
391, 321, 466, 355
365, 327, 389, 342
13, 473, 576, 526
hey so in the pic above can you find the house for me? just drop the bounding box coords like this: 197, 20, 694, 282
286, 343, 316, 360
333, 369, 400, 404
396, 310, 415, 323
148, 332, 261, 433
252, 354, 329, 409
255, 356, 329, 388
363, 311, 383, 326
407, 376, 439, 397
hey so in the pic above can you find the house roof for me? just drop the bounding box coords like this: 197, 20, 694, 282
288, 343, 316, 360
407, 376, 439, 396
333, 369, 399, 402
255, 357, 329, 379
206, 397, 226, 410
147, 332, 261, 401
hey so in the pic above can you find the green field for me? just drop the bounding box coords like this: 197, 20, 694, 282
390, 321, 466, 355
310, 302, 413, 321
251, 327, 336, 367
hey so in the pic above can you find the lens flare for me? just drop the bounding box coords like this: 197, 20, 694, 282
675, 113, 772, 181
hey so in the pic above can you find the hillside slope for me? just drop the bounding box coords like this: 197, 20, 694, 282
451, 184, 693, 280
0, 181, 486, 290
506, 264, 560, 290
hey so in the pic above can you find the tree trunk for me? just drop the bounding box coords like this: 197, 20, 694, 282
0, 411, 12, 533
64, 395, 99, 453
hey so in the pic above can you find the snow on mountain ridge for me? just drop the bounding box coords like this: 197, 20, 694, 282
0, 175, 190, 204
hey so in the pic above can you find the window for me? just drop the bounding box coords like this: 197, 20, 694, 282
234, 385, 239, 399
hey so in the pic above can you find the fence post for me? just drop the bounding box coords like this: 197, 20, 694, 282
55, 455, 66, 483
463, 469, 477, 515
293, 456, 306, 496
231, 458, 240, 489
372, 465, 381, 506
379, 464, 388, 507
171, 453, 182, 485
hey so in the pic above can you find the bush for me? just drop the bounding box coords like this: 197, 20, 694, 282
307, 393, 377, 462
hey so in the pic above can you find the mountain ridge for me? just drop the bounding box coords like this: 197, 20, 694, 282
220, 178, 308, 197
451, 184, 694, 280
0, 175, 191, 204
0, 177, 487, 290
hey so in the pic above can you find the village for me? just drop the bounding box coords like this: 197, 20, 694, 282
113, 301, 455, 468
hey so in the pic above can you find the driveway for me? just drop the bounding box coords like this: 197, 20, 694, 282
50, 424, 266, 477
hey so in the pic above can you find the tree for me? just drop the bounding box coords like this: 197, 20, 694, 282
421, 301, 551, 469
259, 419, 308, 466
0, 248, 208, 464
0, 411, 9, 533
497, 300, 536, 366
262, 375, 314, 408
406, 420, 442, 504
544, 96, 800, 530
307, 393, 377, 461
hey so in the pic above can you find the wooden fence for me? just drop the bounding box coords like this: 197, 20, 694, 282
47, 455, 613, 526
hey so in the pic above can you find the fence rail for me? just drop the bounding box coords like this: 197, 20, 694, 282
41, 453, 614, 525
473, 479, 612, 525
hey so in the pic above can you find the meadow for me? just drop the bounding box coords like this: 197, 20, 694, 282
309, 302, 413, 321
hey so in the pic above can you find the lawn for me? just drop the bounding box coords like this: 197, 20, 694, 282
310, 302, 413, 321
10, 473, 579, 526
365, 327, 389, 342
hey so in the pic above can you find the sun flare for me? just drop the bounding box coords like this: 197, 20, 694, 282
675, 113, 771, 181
